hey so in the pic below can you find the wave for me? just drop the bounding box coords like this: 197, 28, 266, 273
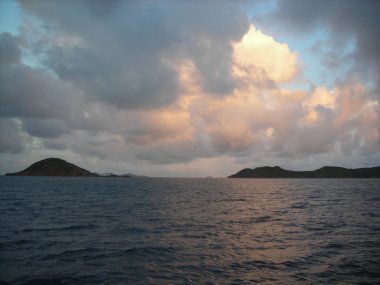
20, 223, 99, 233
123, 246, 176, 255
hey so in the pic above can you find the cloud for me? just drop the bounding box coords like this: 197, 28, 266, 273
0, 1, 379, 176
233, 25, 299, 83
333, 78, 380, 154
126, 110, 192, 145
0, 32, 84, 120
300, 78, 379, 156
303, 86, 335, 121
0, 118, 28, 153
18, 0, 248, 107
265, 0, 380, 95
22, 118, 69, 138
0, 32, 20, 66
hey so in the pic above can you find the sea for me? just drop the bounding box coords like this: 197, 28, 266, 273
0, 177, 379, 285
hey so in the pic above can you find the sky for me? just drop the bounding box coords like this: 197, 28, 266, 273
0, 0, 379, 177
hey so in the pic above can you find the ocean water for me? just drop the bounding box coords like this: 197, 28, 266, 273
0, 177, 379, 285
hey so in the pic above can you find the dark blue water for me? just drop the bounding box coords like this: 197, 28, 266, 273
0, 177, 379, 284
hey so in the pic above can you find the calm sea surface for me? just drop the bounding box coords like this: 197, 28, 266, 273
0, 177, 379, 284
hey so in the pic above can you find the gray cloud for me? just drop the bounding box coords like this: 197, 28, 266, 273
264, 0, 380, 95
18, 0, 248, 108
0, 32, 82, 120
0, 33, 20, 66
0, 119, 28, 153
22, 118, 69, 138
0, 64, 76, 119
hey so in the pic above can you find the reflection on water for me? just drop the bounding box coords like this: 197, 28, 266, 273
0, 177, 379, 284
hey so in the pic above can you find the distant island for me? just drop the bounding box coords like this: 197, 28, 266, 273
4, 158, 137, 177
229, 166, 380, 178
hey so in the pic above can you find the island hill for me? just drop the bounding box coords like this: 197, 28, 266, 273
5, 158, 380, 178
229, 166, 380, 178
5, 158, 132, 177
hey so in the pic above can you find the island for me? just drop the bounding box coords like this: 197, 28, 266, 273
5, 158, 99, 177
229, 166, 380, 178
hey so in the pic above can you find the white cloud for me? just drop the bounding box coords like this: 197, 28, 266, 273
233, 25, 299, 84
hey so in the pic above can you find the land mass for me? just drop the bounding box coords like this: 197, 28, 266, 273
229, 166, 380, 178
5, 158, 143, 177
5, 158, 99, 177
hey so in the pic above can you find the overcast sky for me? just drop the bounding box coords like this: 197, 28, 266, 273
0, 0, 379, 177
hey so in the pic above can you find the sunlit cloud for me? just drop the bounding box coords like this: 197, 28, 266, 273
233, 25, 299, 84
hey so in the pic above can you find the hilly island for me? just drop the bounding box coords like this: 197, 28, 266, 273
5, 158, 99, 177
229, 166, 380, 178
4, 158, 137, 177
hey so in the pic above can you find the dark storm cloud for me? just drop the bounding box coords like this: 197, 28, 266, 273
267, 0, 380, 95
18, 0, 248, 107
